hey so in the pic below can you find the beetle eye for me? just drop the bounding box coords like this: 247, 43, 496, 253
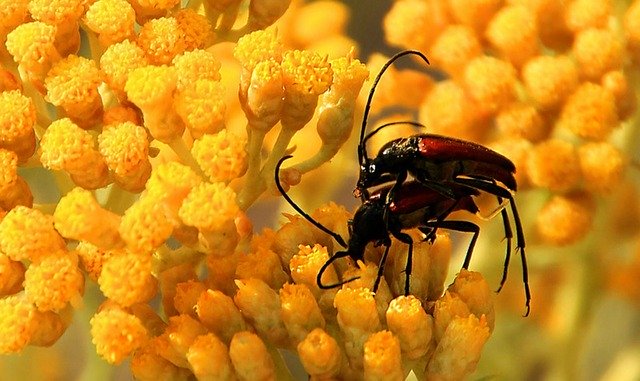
368, 164, 376, 174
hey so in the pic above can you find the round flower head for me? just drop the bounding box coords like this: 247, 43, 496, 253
578, 142, 626, 194
187, 333, 234, 381
24, 250, 84, 312
90, 302, 148, 364
173, 8, 213, 51
297, 328, 342, 378
191, 130, 247, 182
386, 295, 433, 359
280, 49, 333, 129
39, 118, 110, 189
573, 28, 624, 81
0, 148, 33, 210
119, 196, 174, 254
0, 253, 25, 296
425, 314, 491, 380
28, 0, 84, 55
565, 0, 612, 32
431, 25, 482, 79
448, 0, 501, 33
5, 21, 60, 90
0, 0, 29, 37
125, 65, 184, 142
485, 5, 539, 67
234, 29, 283, 73
559, 82, 618, 140
0, 206, 66, 263
172, 49, 221, 91
522, 55, 579, 110
83, 0, 136, 47
175, 79, 226, 138
54, 187, 123, 249
233, 278, 288, 345
100, 40, 149, 99
98, 121, 151, 192
98, 249, 157, 307
179, 182, 239, 232
536, 192, 595, 246
229, 331, 276, 381
463, 55, 517, 117
0, 295, 66, 353
384, 0, 446, 51
137, 17, 187, 65
363, 331, 404, 381
527, 139, 580, 192
0, 90, 37, 162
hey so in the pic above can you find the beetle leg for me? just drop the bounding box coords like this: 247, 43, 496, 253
372, 243, 392, 293
452, 177, 530, 316
389, 230, 414, 296
424, 220, 480, 270
415, 174, 457, 199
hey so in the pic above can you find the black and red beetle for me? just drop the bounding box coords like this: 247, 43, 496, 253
275, 155, 503, 295
355, 50, 529, 314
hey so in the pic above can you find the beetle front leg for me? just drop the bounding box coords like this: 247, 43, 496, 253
390, 230, 414, 296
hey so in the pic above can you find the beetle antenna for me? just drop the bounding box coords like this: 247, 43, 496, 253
362, 120, 427, 148
275, 155, 348, 248
317, 250, 360, 289
358, 50, 430, 166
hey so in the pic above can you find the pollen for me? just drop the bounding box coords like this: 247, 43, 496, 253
137, 17, 187, 65
191, 130, 247, 183
90, 302, 148, 364
83, 0, 136, 47
559, 82, 619, 140
24, 250, 84, 312
0, 90, 36, 162
522, 55, 579, 110
0, 206, 66, 263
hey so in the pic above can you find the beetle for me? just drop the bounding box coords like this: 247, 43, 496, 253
275, 155, 514, 301
354, 50, 529, 314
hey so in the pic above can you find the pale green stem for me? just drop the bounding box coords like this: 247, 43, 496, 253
104, 185, 138, 214
166, 137, 206, 178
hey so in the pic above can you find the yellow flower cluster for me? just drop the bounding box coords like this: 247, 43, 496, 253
384, 0, 635, 247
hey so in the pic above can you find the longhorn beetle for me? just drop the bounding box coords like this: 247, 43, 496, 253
276, 155, 523, 313
354, 50, 529, 314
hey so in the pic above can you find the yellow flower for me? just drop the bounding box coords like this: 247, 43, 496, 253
191, 130, 247, 183
24, 250, 84, 312
83, 0, 136, 48
228, 331, 276, 381
0, 90, 36, 162
187, 333, 234, 381
39, 118, 110, 189
137, 17, 187, 65
0, 206, 66, 263
98, 121, 151, 192
98, 249, 157, 307
90, 301, 148, 364
0, 148, 32, 210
